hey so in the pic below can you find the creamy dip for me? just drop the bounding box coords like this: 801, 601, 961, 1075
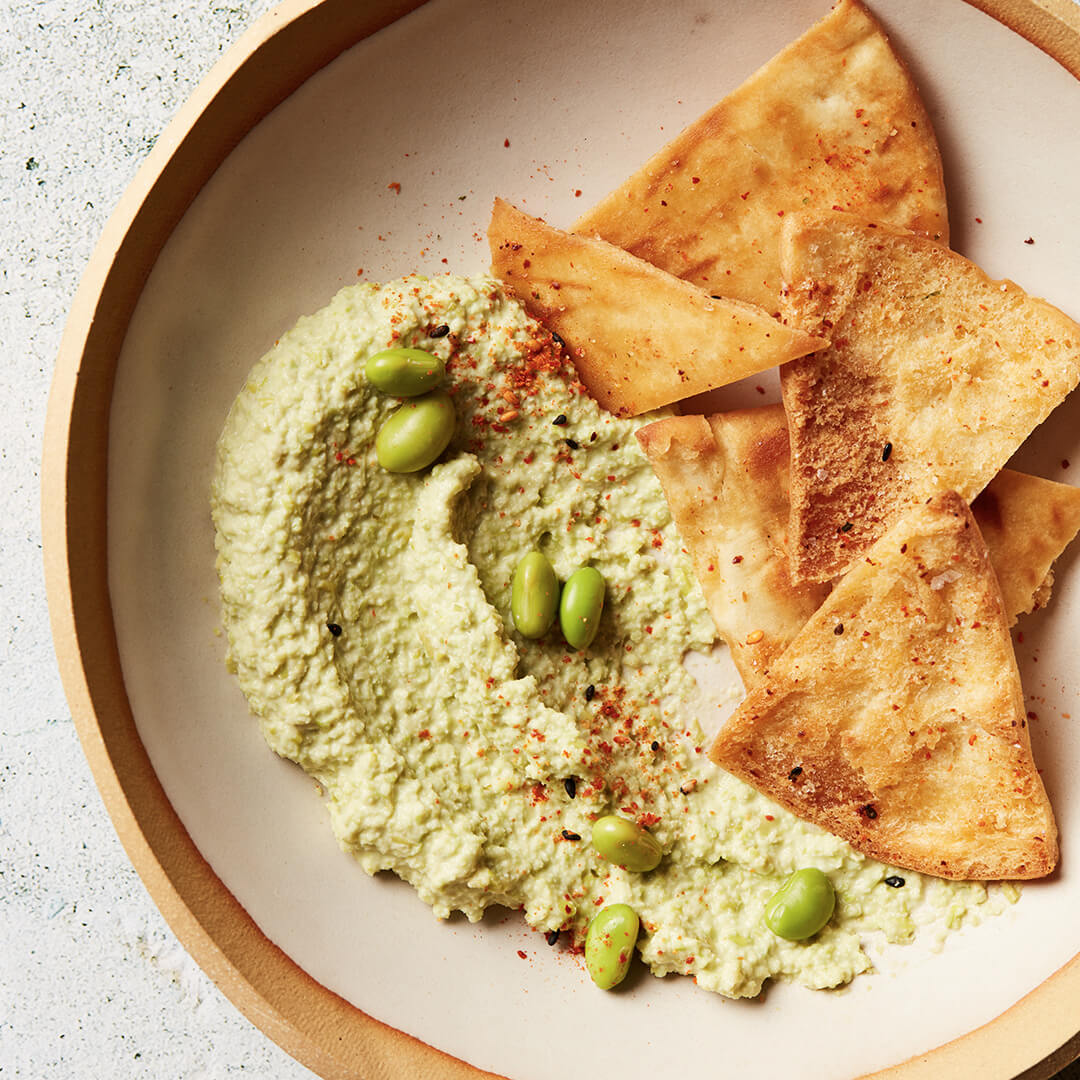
212, 273, 1010, 998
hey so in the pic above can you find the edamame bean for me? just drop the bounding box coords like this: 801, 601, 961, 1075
591, 814, 662, 872
559, 566, 605, 650
365, 347, 445, 397
511, 551, 559, 638
585, 903, 639, 990
375, 390, 455, 473
764, 867, 836, 941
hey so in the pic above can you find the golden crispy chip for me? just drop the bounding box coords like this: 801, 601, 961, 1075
640, 405, 1080, 689
780, 211, 1080, 583
572, 0, 947, 312
973, 469, 1080, 621
636, 407, 828, 686
487, 198, 825, 417
709, 492, 1058, 880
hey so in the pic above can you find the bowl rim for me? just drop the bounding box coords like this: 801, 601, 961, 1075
40, 0, 1080, 1077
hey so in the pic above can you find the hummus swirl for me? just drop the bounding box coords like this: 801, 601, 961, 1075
212, 274, 1003, 998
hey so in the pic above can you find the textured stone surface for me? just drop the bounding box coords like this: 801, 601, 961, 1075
0, 1, 311, 1075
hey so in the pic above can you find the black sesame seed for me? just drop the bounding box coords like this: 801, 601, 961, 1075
562, 829, 581, 842
551, 330, 565, 348
884, 875, 906, 888
834, 623, 844, 636
546, 930, 560, 946
882, 442, 893, 462
563, 776, 577, 799
651, 741, 660, 752
862, 804, 878, 819
788, 766, 803, 781
839, 522, 854, 533
552, 414, 568, 426
429, 323, 450, 338
565, 438, 580, 450
327, 622, 342, 637
584, 684, 596, 702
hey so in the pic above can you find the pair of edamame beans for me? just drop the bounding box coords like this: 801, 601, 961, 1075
511, 551, 605, 650
583, 814, 662, 989
366, 347, 455, 473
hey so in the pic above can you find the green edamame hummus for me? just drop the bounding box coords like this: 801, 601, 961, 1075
212, 273, 1013, 999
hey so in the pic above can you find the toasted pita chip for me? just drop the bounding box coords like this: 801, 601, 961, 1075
640, 405, 1080, 688
780, 211, 1080, 583
974, 469, 1080, 621
487, 199, 826, 417
636, 407, 828, 686
709, 492, 1057, 880
572, 0, 947, 312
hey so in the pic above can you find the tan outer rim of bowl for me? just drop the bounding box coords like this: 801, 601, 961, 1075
39, 1, 1080, 1078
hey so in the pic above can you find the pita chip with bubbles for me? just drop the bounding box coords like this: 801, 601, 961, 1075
709, 492, 1058, 881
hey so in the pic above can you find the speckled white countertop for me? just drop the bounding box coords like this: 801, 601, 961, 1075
0, 2, 311, 1075
5, 2, 1080, 1079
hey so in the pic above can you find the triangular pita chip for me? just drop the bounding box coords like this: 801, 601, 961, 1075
974, 468, 1080, 621
487, 198, 825, 417
780, 211, 1080, 583
572, 0, 948, 312
709, 491, 1058, 880
639, 405, 1080, 689
636, 407, 828, 687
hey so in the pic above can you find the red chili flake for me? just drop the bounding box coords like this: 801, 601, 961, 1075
732, 555, 743, 564
1025, 237, 1035, 245
755, 385, 765, 394
504, 138, 511, 148
417, 729, 430, 739
685, 956, 695, 965
517, 950, 527, 959
975, 217, 983, 223
574, 189, 582, 197
1063, 460, 1071, 469
387, 181, 401, 193
777, 210, 785, 217
740, 192, 749, 200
